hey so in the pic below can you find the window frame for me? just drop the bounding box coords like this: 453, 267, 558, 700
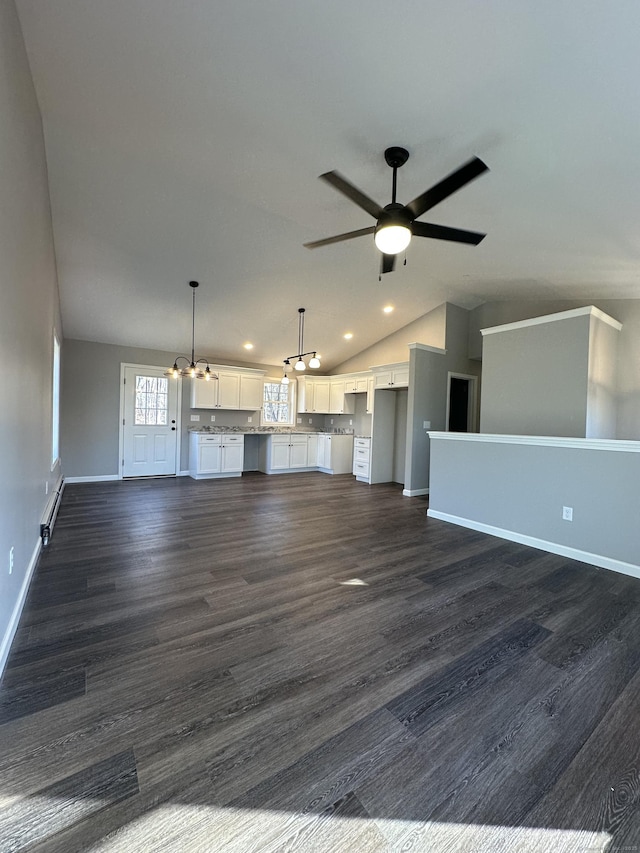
51, 330, 61, 469
261, 378, 295, 427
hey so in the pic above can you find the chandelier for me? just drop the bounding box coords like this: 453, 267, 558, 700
165, 281, 217, 380
281, 308, 321, 385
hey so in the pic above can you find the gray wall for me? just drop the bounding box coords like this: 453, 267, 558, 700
428, 434, 640, 573
587, 313, 619, 439
61, 339, 284, 477
404, 304, 481, 494
479, 313, 592, 437
469, 299, 640, 439
0, 0, 62, 671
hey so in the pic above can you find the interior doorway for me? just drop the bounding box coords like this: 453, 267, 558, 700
446, 372, 478, 433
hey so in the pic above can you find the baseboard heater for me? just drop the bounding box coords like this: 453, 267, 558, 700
40, 478, 64, 546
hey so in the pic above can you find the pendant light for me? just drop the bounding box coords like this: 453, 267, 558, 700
281, 308, 321, 384
165, 281, 217, 380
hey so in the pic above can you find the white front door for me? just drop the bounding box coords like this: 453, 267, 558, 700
121, 366, 180, 477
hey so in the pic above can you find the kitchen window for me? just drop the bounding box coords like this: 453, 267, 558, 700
262, 380, 294, 425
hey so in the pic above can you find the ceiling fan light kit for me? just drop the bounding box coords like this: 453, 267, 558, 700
165, 281, 217, 381
304, 146, 489, 275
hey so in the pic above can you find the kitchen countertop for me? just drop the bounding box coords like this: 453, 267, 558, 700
189, 426, 355, 435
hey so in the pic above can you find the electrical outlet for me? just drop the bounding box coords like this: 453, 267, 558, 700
9, 546, 14, 575
210, 415, 215, 422
308, 418, 312, 424
349, 419, 353, 425
247, 416, 252, 423
190, 414, 200, 422
330, 418, 334, 424
423, 420, 431, 430
297, 417, 302, 424
562, 506, 573, 521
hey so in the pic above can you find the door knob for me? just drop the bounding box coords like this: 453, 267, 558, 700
171, 427, 176, 431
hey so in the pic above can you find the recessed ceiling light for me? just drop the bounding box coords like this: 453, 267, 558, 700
383, 305, 394, 314
243, 343, 254, 350
344, 332, 353, 340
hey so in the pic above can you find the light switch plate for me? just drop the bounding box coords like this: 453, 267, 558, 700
210, 415, 215, 421
423, 420, 431, 429
190, 415, 200, 422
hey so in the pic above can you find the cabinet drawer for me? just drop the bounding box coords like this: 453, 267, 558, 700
223, 434, 243, 443
354, 438, 370, 449
353, 460, 369, 477
198, 435, 221, 444
354, 447, 370, 464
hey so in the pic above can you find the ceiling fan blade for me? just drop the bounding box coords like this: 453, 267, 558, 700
380, 253, 395, 275
412, 221, 486, 245
304, 226, 375, 249
406, 157, 489, 219
320, 171, 385, 219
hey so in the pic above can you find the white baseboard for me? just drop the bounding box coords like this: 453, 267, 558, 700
64, 474, 119, 484
427, 509, 640, 580
0, 537, 41, 680
403, 487, 429, 497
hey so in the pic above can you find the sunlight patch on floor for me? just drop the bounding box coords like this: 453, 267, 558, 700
86, 804, 612, 852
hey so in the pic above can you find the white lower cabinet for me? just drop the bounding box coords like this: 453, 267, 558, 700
353, 436, 371, 482
317, 434, 354, 475
189, 433, 244, 479
265, 434, 312, 472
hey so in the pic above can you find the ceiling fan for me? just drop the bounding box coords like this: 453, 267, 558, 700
304, 147, 489, 275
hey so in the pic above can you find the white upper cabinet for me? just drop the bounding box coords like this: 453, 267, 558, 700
371, 362, 409, 388
191, 365, 266, 410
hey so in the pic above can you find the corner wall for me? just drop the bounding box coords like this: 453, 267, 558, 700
0, 0, 62, 675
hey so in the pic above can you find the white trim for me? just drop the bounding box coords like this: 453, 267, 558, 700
0, 538, 41, 679
426, 509, 640, 580
428, 431, 640, 452
407, 342, 447, 354
481, 305, 622, 337
65, 474, 119, 484
178, 469, 190, 477
403, 487, 429, 497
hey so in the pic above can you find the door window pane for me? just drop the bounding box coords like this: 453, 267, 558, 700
135, 375, 169, 425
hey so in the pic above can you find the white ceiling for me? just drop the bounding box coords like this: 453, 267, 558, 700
15, 0, 640, 370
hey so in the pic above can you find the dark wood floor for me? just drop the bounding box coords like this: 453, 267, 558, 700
1, 473, 639, 852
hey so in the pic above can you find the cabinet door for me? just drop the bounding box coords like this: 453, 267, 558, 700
270, 437, 291, 470
393, 368, 409, 387
316, 435, 327, 468
355, 376, 369, 393
329, 380, 346, 413
289, 439, 308, 468
313, 380, 330, 412
366, 376, 375, 414
297, 377, 314, 414
191, 378, 219, 408
373, 371, 393, 388
307, 434, 318, 467
239, 375, 263, 410
217, 372, 241, 409
220, 438, 244, 473
198, 442, 221, 473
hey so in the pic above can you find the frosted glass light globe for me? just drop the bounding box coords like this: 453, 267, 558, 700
374, 224, 411, 255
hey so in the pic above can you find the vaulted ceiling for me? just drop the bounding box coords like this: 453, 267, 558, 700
15, 0, 640, 370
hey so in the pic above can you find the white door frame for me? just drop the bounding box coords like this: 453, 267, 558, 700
445, 372, 478, 432
118, 363, 183, 479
